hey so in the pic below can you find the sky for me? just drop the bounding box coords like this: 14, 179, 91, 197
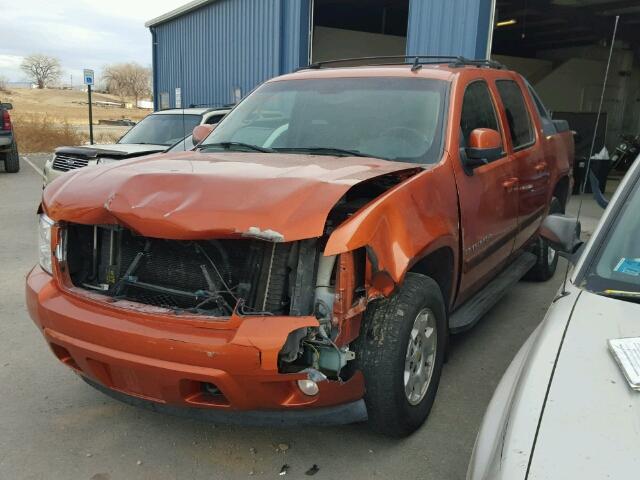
0, 0, 188, 85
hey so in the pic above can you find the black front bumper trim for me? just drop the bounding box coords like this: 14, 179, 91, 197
82, 376, 368, 427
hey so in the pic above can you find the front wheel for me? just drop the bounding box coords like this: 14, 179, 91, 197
353, 273, 447, 437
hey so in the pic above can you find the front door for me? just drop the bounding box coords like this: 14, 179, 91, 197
453, 79, 519, 305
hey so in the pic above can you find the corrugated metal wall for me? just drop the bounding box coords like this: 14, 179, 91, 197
406, 0, 494, 59
151, 0, 310, 109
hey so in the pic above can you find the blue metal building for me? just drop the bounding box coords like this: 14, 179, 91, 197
146, 0, 495, 110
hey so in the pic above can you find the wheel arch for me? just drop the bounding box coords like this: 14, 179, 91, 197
408, 246, 455, 312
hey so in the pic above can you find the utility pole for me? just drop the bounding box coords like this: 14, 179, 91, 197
87, 84, 94, 144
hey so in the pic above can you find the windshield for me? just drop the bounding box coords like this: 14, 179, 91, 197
118, 114, 201, 146
200, 77, 448, 163
583, 176, 640, 298
168, 134, 194, 152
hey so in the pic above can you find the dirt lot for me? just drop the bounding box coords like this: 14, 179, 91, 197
2, 87, 150, 125
1, 88, 151, 153
0, 155, 605, 480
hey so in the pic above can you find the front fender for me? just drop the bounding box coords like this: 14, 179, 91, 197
324, 159, 459, 289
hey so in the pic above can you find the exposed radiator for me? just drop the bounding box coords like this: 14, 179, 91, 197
65, 224, 317, 317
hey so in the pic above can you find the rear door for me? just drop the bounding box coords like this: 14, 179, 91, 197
453, 79, 519, 303
494, 77, 549, 250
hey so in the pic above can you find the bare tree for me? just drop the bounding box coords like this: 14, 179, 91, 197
20, 54, 62, 89
102, 63, 151, 107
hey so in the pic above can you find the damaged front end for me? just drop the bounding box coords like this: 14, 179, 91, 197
34, 152, 428, 415
62, 222, 367, 384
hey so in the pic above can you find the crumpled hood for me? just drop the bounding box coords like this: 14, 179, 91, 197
43, 151, 422, 241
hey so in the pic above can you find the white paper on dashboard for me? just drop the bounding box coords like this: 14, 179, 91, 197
608, 337, 640, 391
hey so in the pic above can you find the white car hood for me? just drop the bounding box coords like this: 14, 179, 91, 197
529, 289, 640, 479
90, 143, 167, 154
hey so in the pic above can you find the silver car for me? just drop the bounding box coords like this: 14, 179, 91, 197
468, 157, 640, 480
43, 107, 230, 186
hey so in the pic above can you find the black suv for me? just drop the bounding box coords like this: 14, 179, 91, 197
0, 102, 19, 173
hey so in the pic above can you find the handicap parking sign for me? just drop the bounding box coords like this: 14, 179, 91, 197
83, 69, 94, 86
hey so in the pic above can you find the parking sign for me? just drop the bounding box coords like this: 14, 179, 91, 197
83, 69, 94, 86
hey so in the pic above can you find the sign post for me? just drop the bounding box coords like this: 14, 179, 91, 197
84, 69, 95, 145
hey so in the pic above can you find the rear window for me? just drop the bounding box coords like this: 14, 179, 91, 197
496, 80, 534, 150
527, 83, 557, 136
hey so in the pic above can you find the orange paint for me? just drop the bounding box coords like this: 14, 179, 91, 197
468, 128, 502, 150
27, 266, 364, 409
27, 63, 573, 417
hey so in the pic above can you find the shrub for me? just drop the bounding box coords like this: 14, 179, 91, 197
12, 114, 86, 153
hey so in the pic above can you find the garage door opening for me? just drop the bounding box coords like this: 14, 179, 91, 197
490, 0, 640, 162
311, 0, 409, 63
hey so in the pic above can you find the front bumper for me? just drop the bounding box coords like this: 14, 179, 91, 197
26, 266, 366, 424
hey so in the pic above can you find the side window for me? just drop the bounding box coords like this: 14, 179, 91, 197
460, 81, 500, 147
205, 114, 226, 125
496, 80, 535, 150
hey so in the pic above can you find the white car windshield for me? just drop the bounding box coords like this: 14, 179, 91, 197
584, 177, 640, 297
119, 114, 201, 146
199, 77, 448, 163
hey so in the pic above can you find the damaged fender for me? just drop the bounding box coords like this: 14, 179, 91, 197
325, 159, 460, 301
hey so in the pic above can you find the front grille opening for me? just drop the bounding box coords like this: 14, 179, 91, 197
65, 224, 318, 317
180, 380, 230, 407
50, 343, 82, 371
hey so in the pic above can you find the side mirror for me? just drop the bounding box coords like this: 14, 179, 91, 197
540, 214, 583, 261
1, 103, 13, 110
463, 128, 503, 168
192, 124, 215, 145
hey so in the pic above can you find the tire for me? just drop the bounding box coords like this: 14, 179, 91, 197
353, 273, 447, 437
525, 197, 563, 281
3, 141, 19, 173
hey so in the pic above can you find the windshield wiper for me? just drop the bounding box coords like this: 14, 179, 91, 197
597, 289, 640, 304
200, 142, 274, 153
273, 146, 382, 159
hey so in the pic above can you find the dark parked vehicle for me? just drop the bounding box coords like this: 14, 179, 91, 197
611, 133, 640, 172
0, 102, 19, 173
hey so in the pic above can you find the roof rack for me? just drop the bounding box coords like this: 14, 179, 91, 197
305, 55, 506, 71
186, 103, 236, 109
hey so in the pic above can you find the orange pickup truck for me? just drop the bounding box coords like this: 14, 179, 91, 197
27, 57, 574, 437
